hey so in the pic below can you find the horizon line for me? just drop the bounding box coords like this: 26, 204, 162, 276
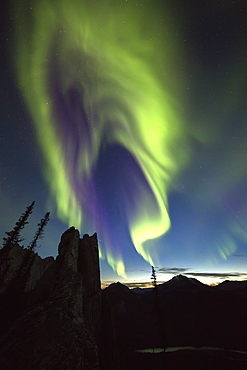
101, 273, 247, 289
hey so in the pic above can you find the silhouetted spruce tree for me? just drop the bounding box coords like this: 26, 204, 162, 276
151, 266, 166, 354
0, 201, 35, 287
4, 210, 50, 291
1, 201, 35, 253
28, 212, 50, 251
0, 206, 50, 334
151, 266, 157, 288
0, 201, 35, 330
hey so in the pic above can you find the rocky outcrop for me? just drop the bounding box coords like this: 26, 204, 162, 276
0, 227, 102, 370
0, 244, 54, 294
79, 233, 101, 341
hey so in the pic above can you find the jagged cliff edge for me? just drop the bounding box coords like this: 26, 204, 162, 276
0, 227, 105, 370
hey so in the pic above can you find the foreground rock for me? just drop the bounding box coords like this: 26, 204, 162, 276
0, 227, 101, 370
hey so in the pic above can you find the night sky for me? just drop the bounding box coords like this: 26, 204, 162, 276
1, 0, 247, 287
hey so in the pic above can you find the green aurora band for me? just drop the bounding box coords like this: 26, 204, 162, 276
14, 0, 189, 276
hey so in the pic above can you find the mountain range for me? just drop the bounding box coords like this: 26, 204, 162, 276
103, 275, 247, 352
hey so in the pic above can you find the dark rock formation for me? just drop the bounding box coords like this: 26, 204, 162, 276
0, 227, 102, 370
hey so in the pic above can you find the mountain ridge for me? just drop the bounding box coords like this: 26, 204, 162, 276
104, 274, 247, 293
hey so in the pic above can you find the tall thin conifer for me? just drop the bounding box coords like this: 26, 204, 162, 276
28, 212, 50, 251
2, 201, 35, 250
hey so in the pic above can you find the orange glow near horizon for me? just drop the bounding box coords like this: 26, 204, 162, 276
101, 274, 247, 290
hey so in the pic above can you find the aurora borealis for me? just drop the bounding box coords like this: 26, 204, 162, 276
1, 0, 247, 286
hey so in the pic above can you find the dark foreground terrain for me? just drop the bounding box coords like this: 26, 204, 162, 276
1, 230, 247, 369
103, 276, 247, 369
